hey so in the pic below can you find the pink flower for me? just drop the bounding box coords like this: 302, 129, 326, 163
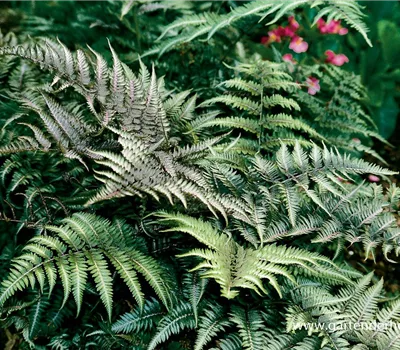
282, 53, 296, 72
274, 26, 287, 37
317, 18, 325, 30
325, 50, 349, 66
317, 18, 348, 35
281, 26, 296, 38
288, 16, 300, 31
368, 174, 380, 183
268, 29, 283, 43
289, 36, 308, 53
261, 16, 300, 45
305, 77, 320, 95
352, 138, 361, 144
261, 29, 282, 44
282, 53, 295, 62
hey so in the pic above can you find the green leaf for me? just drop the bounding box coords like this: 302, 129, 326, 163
377, 20, 400, 66
375, 94, 399, 139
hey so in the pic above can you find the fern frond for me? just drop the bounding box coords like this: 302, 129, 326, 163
148, 301, 196, 350
0, 213, 172, 320
157, 213, 355, 300
112, 297, 163, 334
230, 306, 265, 350
195, 303, 230, 350
311, 0, 372, 46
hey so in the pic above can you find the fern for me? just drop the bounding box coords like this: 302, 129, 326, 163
311, 0, 372, 46
111, 297, 163, 334
230, 306, 265, 350
242, 142, 398, 254
0, 213, 172, 320
194, 303, 230, 350
148, 301, 196, 350
0, 4, 399, 349
157, 212, 356, 299
190, 60, 383, 160
0, 40, 250, 222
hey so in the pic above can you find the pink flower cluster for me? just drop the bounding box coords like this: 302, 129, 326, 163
261, 16, 309, 53
260, 16, 351, 96
325, 50, 349, 66
317, 18, 348, 35
261, 16, 299, 44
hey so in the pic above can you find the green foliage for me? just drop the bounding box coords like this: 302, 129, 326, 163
0, 1, 399, 349
351, 2, 400, 139
145, 0, 372, 58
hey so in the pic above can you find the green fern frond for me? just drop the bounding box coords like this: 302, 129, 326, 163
230, 306, 265, 350
157, 13, 207, 41
148, 301, 196, 350
191, 116, 260, 135
183, 272, 208, 326
0, 213, 172, 320
194, 303, 230, 350
112, 297, 163, 334
346, 278, 383, 324
157, 213, 355, 300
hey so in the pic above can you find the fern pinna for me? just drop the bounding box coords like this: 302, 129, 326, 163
0, 1, 400, 349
